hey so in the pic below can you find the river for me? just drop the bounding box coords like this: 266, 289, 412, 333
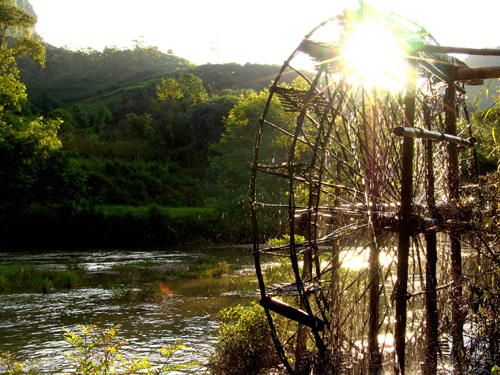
0, 245, 261, 373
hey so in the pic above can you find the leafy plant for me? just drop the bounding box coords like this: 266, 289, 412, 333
267, 234, 306, 248
61, 324, 198, 374
0, 352, 39, 374
208, 303, 279, 375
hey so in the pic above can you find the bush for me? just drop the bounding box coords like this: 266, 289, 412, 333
208, 302, 279, 375
61, 324, 197, 374
0, 324, 197, 374
464, 171, 500, 372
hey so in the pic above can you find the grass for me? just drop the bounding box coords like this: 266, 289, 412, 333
96, 205, 214, 219
111, 260, 230, 279
0, 264, 81, 293
0, 255, 230, 296
110, 260, 232, 301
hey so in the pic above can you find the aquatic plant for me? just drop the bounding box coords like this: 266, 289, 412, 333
1, 324, 198, 374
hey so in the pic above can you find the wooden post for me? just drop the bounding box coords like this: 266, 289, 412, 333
368, 220, 382, 375
444, 84, 465, 373
330, 152, 343, 366
367, 100, 381, 375
423, 102, 438, 375
394, 54, 418, 375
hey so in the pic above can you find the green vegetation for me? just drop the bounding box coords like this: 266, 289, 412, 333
0, 264, 80, 293
1, 0, 500, 252
62, 324, 199, 374
0, 352, 39, 375
208, 303, 279, 375
0, 1, 303, 249
0, 324, 198, 374
2, 2, 500, 374
111, 259, 230, 279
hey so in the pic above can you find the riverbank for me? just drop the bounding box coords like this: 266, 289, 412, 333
0, 204, 246, 250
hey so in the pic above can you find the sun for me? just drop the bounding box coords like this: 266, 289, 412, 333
342, 22, 408, 90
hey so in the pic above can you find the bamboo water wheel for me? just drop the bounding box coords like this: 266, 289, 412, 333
250, 2, 500, 374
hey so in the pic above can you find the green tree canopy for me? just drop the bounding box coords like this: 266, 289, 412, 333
153, 73, 208, 153
0, 0, 44, 115
189, 94, 239, 158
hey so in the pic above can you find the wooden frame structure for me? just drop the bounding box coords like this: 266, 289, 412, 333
250, 4, 500, 374
395, 42, 500, 375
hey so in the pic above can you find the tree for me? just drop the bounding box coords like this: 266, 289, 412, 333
0, 1, 92, 225
189, 94, 238, 160
92, 106, 113, 134
154, 73, 208, 153
126, 112, 153, 161
0, 0, 45, 116
471, 106, 500, 173
156, 73, 207, 104
207, 89, 297, 240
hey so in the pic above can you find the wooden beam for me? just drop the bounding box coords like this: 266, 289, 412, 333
454, 66, 500, 81
417, 44, 500, 57
260, 296, 325, 330
395, 54, 418, 375
393, 126, 474, 147
419, 59, 468, 93
422, 100, 438, 375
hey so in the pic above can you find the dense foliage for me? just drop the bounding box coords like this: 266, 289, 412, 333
0, 0, 303, 247
208, 303, 279, 375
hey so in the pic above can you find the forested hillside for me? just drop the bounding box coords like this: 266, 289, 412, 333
0, 0, 307, 248
16, 42, 298, 167
463, 53, 500, 110
18, 45, 293, 116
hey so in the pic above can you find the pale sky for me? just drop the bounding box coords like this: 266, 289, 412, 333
29, 0, 500, 65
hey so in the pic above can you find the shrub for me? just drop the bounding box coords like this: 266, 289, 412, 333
208, 302, 279, 375
0, 324, 197, 374
0, 352, 39, 375
61, 324, 198, 374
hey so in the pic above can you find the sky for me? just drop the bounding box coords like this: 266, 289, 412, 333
28, 0, 500, 66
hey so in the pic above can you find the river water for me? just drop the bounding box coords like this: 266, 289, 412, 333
0, 245, 260, 373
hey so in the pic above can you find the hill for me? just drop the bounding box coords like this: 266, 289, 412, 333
463, 52, 500, 110
17, 44, 295, 119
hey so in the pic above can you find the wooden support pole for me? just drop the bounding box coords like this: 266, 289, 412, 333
368, 226, 382, 375
417, 44, 500, 57
260, 296, 325, 330
367, 102, 382, 375
330, 152, 343, 364
423, 102, 439, 375
395, 54, 418, 375
444, 84, 465, 373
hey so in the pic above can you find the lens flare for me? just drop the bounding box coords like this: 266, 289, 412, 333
343, 23, 407, 90
159, 283, 172, 295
